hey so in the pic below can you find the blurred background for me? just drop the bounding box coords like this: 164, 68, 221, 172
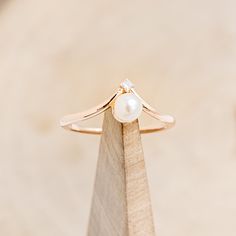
0, 0, 236, 235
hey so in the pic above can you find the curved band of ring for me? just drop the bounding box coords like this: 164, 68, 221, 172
60, 87, 175, 135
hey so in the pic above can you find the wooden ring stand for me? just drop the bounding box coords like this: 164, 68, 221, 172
88, 109, 155, 236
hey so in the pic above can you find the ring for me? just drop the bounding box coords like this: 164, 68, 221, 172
60, 79, 175, 135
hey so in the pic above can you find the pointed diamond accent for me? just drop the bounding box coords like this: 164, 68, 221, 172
120, 79, 134, 92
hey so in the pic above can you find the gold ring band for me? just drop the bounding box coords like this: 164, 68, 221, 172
60, 80, 175, 135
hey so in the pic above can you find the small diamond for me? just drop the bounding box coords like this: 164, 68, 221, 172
120, 79, 134, 92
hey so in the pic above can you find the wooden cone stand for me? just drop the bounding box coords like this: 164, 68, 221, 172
88, 109, 155, 236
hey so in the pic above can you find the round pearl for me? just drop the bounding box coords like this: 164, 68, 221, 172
113, 93, 143, 123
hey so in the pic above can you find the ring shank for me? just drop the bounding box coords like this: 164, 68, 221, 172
62, 125, 170, 135
61, 110, 174, 135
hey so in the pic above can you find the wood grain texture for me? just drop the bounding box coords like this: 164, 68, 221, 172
88, 109, 155, 236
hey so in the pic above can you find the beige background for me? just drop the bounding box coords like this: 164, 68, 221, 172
0, 0, 236, 235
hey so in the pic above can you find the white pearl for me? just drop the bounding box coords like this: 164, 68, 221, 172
113, 93, 143, 123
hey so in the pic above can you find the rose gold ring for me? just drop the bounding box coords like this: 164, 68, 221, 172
60, 80, 175, 135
